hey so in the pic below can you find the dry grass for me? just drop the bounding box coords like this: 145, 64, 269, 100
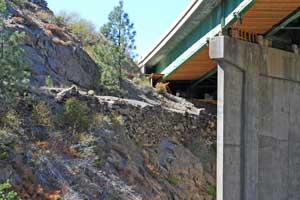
44, 24, 72, 41
52, 37, 72, 46
36, 11, 51, 21
11, 17, 25, 24
44, 29, 53, 37
155, 82, 170, 95
32, 102, 53, 128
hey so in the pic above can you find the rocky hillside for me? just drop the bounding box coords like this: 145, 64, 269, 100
5, 0, 99, 88
0, 1, 217, 200
0, 85, 216, 200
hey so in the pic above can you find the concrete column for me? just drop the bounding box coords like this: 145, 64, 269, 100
210, 35, 256, 200
210, 36, 300, 200
216, 60, 245, 200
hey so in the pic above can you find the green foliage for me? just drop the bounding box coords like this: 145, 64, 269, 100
101, 0, 136, 58
133, 75, 150, 87
0, 181, 21, 200
0, 111, 20, 129
0, 151, 8, 160
89, 39, 119, 90
93, 158, 105, 168
60, 98, 91, 133
68, 19, 96, 44
100, 0, 137, 87
53, 11, 120, 90
52, 15, 66, 27
107, 196, 117, 200
0, 0, 6, 14
110, 113, 124, 126
166, 175, 181, 186
45, 75, 54, 87
207, 183, 216, 199
0, 3, 30, 115
54, 11, 97, 45
53, 7, 138, 91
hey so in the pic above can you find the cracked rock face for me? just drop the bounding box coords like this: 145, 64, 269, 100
5, 0, 100, 89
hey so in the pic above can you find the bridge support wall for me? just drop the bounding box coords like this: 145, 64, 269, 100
210, 36, 300, 200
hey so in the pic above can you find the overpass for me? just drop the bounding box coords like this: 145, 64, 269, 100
139, 0, 300, 200
139, 0, 300, 97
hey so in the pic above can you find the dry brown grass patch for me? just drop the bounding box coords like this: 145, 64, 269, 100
52, 37, 72, 46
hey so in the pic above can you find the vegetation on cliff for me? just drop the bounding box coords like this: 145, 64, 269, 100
0, 1, 217, 199
0, 0, 30, 116
52, 1, 138, 92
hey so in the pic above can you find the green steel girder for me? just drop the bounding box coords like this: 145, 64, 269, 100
265, 8, 300, 38
153, 0, 256, 81
190, 68, 218, 90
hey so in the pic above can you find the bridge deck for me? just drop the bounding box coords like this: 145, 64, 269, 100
165, 0, 300, 82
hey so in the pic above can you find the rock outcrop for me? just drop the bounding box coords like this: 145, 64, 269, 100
5, 0, 99, 89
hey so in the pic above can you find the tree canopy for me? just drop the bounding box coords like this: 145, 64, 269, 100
53, 1, 138, 92
100, 0, 137, 88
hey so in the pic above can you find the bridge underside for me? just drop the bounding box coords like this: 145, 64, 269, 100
149, 0, 300, 100
141, 1, 300, 199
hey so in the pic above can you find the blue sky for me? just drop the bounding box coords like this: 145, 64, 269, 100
46, 0, 191, 58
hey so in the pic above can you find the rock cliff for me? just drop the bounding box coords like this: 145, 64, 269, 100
5, 0, 99, 88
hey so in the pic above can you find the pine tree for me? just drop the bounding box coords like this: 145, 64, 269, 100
0, 0, 30, 115
100, 0, 137, 88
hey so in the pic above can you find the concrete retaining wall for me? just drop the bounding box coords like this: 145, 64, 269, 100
210, 36, 300, 200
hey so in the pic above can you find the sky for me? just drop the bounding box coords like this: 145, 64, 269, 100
46, 0, 191, 58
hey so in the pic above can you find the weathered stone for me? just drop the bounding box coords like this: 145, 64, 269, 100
88, 90, 95, 96
5, 1, 99, 89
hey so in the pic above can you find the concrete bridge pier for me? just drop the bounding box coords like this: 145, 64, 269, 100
210, 36, 300, 200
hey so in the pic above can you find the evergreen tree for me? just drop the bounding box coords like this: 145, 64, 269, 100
0, 0, 30, 115
92, 37, 120, 90
100, 0, 137, 88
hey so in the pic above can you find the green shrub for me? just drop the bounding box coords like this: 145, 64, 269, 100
45, 75, 54, 87
166, 175, 181, 186
0, 181, 20, 200
52, 15, 66, 27
207, 183, 216, 199
0, 3, 30, 115
60, 98, 91, 133
93, 158, 105, 168
133, 76, 150, 87
110, 114, 124, 126
0, 0, 6, 13
0, 111, 20, 129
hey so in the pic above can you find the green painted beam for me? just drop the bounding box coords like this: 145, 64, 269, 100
190, 68, 217, 89
281, 27, 300, 30
265, 9, 300, 38
268, 36, 290, 44
155, 0, 256, 81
